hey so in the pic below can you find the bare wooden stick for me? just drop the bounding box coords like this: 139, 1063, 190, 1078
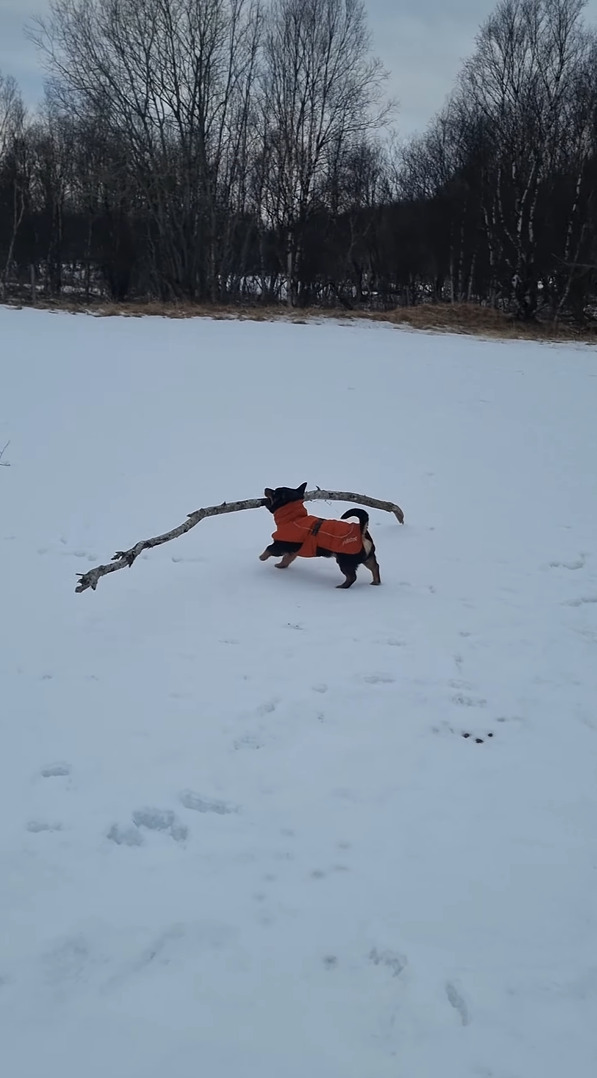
75, 488, 405, 594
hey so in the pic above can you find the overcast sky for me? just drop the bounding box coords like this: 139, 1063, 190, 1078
2, 0, 597, 135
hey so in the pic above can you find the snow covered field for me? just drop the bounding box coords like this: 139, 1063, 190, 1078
1, 307, 597, 1078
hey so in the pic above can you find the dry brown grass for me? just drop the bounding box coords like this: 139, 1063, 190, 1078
350, 302, 597, 342
4, 296, 596, 343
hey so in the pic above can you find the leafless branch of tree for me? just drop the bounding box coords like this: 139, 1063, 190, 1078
75, 488, 405, 593
0, 440, 11, 466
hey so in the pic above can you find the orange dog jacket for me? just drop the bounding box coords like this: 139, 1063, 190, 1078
272, 501, 364, 558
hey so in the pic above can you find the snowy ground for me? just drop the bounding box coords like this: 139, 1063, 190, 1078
1, 307, 597, 1078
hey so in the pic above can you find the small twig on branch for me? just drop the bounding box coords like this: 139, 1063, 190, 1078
75, 489, 405, 594
0, 440, 10, 466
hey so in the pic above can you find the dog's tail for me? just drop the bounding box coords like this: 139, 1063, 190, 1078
341, 507, 369, 534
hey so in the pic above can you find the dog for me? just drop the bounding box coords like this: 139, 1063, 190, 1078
259, 482, 381, 589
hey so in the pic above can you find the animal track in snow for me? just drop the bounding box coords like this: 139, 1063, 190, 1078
452, 694, 487, 708
461, 731, 494, 744
445, 980, 470, 1025
179, 790, 238, 815
42, 934, 89, 986
103, 926, 194, 992
233, 732, 266, 750
548, 554, 586, 571
432, 722, 497, 744
333, 787, 359, 802
40, 762, 71, 778
107, 824, 145, 847
257, 699, 278, 715
134, 925, 187, 969
26, 820, 63, 833
311, 683, 328, 694
131, 807, 188, 842
60, 550, 97, 561
369, 948, 407, 977
363, 673, 395, 685
563, 596, 597, 607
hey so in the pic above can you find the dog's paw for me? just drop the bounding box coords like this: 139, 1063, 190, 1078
259, 551, 271, 561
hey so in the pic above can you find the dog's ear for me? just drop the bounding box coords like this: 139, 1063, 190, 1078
264, 488, 274, 499
298, 482, 307, 496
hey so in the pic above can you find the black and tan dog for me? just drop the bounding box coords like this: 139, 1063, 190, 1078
259, 482, 381, 589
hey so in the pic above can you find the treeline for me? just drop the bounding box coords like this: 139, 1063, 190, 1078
1, 0, 596, 321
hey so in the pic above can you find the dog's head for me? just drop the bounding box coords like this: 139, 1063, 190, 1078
263, 482, 307, 514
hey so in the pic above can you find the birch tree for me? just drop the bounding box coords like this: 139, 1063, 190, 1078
457, 0, 590, 318
0, 73, 27, 299
258, 0, 391, 305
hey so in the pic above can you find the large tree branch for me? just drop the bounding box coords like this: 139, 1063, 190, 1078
75, 489, 405, 593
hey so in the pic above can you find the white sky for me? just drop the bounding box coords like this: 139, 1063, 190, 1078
1, 0, 597, 135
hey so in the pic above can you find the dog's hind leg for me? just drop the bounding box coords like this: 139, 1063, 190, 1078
336, 566, 357, 589
275, 552, 298, 569
364, 554, 381, 585
259, 549, 273, 561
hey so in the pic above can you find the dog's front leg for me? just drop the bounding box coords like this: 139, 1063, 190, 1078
275, 552, 298, 569
259, 549, 273, 561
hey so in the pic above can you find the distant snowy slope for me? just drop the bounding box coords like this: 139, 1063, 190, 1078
1, 308, 597, 1078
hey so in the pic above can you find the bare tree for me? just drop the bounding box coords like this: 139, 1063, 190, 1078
548, 28, 597, 319
456, 0, 591, 318
2, 0, 594, 321
0, 73, 24, 156
31, 0, 263, 300
0, 72, 27, 299
258, 0, 392, 305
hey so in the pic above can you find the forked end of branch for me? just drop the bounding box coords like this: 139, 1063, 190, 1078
75, 573, 97, 593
